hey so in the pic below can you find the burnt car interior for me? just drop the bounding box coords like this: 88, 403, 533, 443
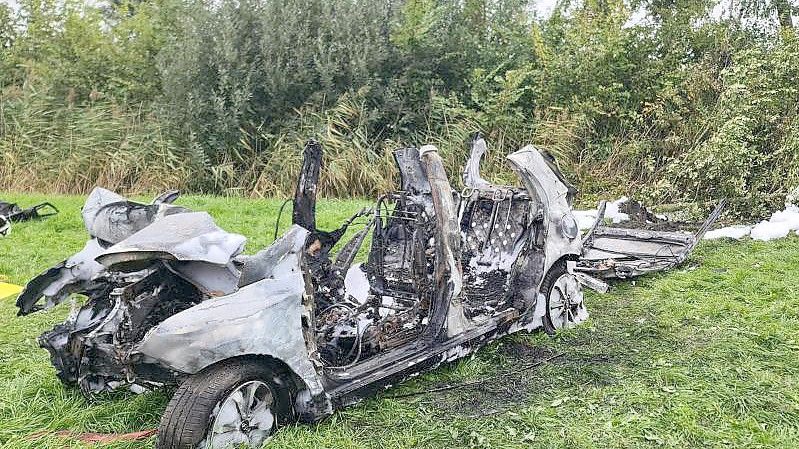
307, 147, 437, 367
302, 142, 548, 369
458, 188, 535, 317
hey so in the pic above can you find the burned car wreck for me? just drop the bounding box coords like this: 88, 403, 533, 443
18, 138, 719, 448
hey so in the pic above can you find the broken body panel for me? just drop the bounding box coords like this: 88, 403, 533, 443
15, 189, 240, 392
125, 139, 591, 419
16, 188, 188, 315
578, 201, 725, 279
462, 136, 724, 281
17, 139, 593, 423
0, 199, 59, 237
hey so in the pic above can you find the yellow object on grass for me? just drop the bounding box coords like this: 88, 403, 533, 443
0, 282, 23, 299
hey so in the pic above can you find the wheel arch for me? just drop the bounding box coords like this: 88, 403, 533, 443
191, 353, 333, 423
537, 252, 580, 294
196, 354, 303, 394
133, 274, 328, 404
548, 253, 579, 273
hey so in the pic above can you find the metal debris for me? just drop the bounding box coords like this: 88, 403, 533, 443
0, 199, 58, 236
578, 200, 725, 278
0, 215, 9, 236
0, 200, 58, 222
16, 188, 188, 315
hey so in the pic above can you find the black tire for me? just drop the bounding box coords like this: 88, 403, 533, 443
541, 261, 568, 336
156, 358, 294, 449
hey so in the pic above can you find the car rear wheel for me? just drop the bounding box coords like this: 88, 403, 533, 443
156, 358, 293, 449
541, 261, 588, 335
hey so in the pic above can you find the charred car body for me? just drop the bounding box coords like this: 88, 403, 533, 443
17, 138, 718, 448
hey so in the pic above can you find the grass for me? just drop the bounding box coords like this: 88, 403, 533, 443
0, 192, 798, 449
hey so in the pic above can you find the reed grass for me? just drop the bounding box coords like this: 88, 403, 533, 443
0, 89, 632, 200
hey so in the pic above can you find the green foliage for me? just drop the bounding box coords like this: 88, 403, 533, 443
2, 0, 172, 103
201, 88, 399, 198
158, 0, 398, 157
0, 4, 15, 47
658, 36, 799, 216
388, 0, 536, 130
1, 0, 798, 217
0, 88, 202, 193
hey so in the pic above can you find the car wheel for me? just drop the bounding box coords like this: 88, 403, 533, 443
156, 358, 293, 449
541, 261, 587, 335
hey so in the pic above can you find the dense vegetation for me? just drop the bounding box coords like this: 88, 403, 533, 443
1, 0, 798, 217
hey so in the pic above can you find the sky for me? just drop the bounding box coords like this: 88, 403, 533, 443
532, 0, 559, 18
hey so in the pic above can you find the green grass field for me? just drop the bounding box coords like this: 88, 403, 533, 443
1, 192, 798, 449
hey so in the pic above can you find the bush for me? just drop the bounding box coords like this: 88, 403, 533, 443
158, 0, 398, 159
0, 0, 797, 219
656, 36, 799, 216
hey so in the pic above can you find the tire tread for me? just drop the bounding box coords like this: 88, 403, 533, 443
156, 358, 291, 449
541, 260, 568, 335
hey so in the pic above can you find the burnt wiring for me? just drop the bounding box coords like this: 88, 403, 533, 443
273, 198, 293, 241
341, 320, 368, 369
315, 301, 372, 368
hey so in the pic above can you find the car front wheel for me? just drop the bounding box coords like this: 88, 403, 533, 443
156, 358, 293, 449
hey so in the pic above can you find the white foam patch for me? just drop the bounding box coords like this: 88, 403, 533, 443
574, 197, 630, 230
344, 263, 370, 304
605, 197, 631, 223
576, 198, 799, 242
750, 205, 799, 241
574, 210, 599, 231
703, 225, 752, 240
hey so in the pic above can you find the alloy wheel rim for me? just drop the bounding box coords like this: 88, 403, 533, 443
548, 274, 583, 329
203, 380, 276, 448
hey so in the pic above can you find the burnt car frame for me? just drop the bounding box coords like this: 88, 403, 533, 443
20, 139, 618, 448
